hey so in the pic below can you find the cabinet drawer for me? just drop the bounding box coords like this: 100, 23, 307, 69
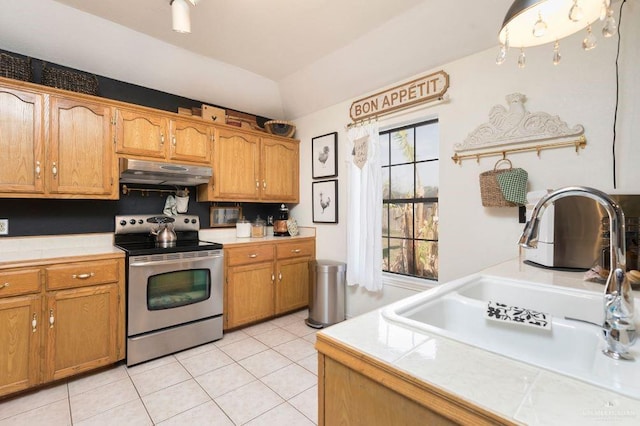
277, 240, 315, 259
0, 268, 41, 298
46, 259, 120, 290
226, 244, 274, 267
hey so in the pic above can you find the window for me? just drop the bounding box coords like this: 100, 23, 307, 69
381, 119, 439, 280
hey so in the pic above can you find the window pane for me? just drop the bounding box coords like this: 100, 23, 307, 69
415, 202, 439, 241
390, 164, 413, 198
415, 241, 438, 279
383, 238, 389, 271
382, 167, 390, 200
382, 204, 389, 237
389, 238, 414, 275
389, 203, 413, 238
390, 129, 414, 165
416, 161, 439, 198
415, 123, 439, 161
380, 133, 390, 166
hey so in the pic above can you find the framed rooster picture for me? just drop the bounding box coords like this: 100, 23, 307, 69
312, 179, 338, 223
312, 132, 338, 179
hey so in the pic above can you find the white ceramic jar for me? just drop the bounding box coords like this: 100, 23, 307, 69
236, 218, 251, 238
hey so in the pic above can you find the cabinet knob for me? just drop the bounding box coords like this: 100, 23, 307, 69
271, 273, 275, 282
172, 136, 177, 146
278, 272, 282, 281
160, 134, 165, 145
263, 180, 267, 189
52, 162, 57, 177
291, 249, 301, 253
49, 309, 55, 329
32, 313, 37, 333
36, 161, 41, 179
0, 282, 9, 289
255, 180, 259, 189
248, 254, 258, 258
72, 272, 95, 280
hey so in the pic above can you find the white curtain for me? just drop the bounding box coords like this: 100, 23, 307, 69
346, 123, 383, 292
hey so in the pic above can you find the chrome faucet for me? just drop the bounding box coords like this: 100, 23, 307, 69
519, 186, 636, 360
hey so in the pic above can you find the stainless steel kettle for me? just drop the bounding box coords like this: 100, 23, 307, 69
148, 216, 177, 247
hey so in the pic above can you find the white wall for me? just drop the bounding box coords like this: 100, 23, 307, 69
292, 2, 640, 317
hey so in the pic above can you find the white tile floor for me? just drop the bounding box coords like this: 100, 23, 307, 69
0, 310, 319, 426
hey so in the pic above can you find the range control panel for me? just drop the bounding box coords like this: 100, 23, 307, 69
115, 214, 200, 235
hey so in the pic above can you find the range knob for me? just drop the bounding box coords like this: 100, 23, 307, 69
119, 220, 127, 226
191, 219, 197, 224
138, 219, 144, 224
130, 219, 137, 225
184, 218, 190, 224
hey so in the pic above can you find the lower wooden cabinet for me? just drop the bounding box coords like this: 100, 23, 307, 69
226, 262, 275, 328
0, 295, 41, 397
44, 283, 121, 382
224, 238, 315, 330
0, 255, 125, 399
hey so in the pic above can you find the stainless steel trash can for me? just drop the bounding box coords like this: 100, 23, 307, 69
306, 260, 346, 328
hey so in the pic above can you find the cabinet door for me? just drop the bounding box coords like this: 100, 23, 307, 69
214, 128, 261, 201
226, 262, 274, 329
275, 257, 311, 314
170, 119, 212, 164
261, 137, 299, 202
44, 283, 119, 382
115, 108, 169, 159
0, 85, 44, 194
0, 296, 41, 397
49, 96, 116, 198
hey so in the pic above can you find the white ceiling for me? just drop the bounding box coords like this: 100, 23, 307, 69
53, 0, 427, 81
39, 0, 513, 118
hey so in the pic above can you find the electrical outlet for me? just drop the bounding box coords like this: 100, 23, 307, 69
0, 219, 8, 235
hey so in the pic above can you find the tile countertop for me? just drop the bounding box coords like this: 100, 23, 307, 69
319, 258, 640, 426
0, 226, 316, 267
0, 233, 123, 267
199, 226, 316, 246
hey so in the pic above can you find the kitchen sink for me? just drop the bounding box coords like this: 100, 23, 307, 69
382, 275, 640, 398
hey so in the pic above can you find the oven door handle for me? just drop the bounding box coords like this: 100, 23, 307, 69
129, 254, 223, 267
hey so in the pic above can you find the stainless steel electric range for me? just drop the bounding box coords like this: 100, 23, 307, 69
114, 214, 224, 366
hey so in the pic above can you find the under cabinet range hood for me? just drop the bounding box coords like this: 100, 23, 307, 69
119, 158, 212, 186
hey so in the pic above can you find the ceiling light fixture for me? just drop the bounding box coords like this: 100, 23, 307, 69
497, 0, 616, 67
171, 0, 198, 34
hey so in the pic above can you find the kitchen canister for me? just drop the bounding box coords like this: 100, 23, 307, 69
236, 217, 251, 238
251, 216, 267, 238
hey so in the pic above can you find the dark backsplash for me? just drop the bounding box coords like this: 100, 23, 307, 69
0, 186, 284, 237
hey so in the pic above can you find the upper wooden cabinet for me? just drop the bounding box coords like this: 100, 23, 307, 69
198, 128, 299, 203
261, 136, 299, 203
0, 85, 44, 195
170, 118, 212, 164
115, 107, 168, 159
115, 107, 212, 165
0, 79, 117, 199
49, 96, 117, 198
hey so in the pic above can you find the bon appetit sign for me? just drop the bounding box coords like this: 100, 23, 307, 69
349, 70, 449, 122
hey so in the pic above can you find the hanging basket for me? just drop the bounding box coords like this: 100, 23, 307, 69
479, 159, 525, 207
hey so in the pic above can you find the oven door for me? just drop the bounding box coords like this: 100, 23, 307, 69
127, 250, 223, 336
